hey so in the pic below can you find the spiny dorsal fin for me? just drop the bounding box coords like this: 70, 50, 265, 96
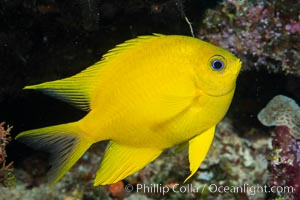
25, 34, 166, 111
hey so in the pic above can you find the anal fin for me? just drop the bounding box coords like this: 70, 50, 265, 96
94, 142, 162, 186
184, 126, 215, 182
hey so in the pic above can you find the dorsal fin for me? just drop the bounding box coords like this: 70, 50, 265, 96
24, 34, 166, 111
24, 64, 100, 111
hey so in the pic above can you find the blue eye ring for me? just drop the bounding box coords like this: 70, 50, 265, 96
211, 60, 224, 70
209, 55, 226, 71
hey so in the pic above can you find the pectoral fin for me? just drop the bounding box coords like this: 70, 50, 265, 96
184, 126, 215, 182
94, 141, 162, 186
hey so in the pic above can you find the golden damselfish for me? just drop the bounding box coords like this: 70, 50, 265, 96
16, 34, 241, 186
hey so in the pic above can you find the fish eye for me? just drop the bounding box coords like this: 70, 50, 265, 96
209, 55, 226, 71
211, 60, 224, 70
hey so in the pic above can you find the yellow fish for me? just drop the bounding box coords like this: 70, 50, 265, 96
16, 34, 241, 186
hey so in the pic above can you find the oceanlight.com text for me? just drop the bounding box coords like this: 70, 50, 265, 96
124, 183, 295, 196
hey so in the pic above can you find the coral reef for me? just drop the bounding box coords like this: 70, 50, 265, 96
0, 122, 15, 188
268, 126, 300, 200
198, 0, 300, 76
258, 95, 300, 199
0, 144, 109, 200
196, 118, 271, 199
258, 95, 300, 139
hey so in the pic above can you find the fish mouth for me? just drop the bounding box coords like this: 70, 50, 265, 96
201, 85, 236, 97
234, 59, 242, 75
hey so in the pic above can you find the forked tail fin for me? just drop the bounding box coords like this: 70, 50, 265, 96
16, 122, 92, 185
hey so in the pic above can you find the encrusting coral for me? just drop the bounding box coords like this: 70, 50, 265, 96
0, 122, 15, 188
198, 0, 300, 76
258, 95, 300, 139
258, 95, 300, 199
